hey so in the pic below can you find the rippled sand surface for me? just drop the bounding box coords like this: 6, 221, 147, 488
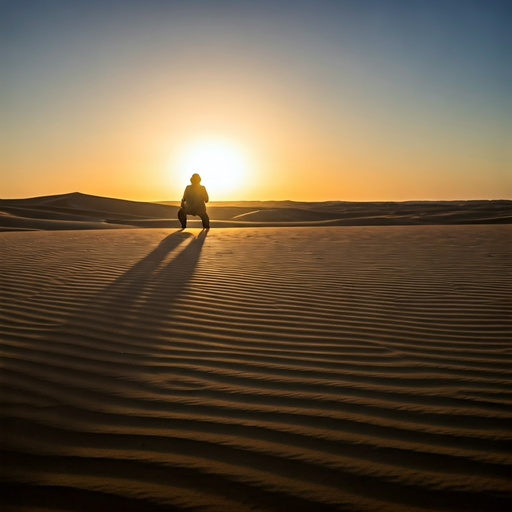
1, 226, 511, 511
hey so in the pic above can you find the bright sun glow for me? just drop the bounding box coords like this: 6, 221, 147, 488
175, 137, 250, 197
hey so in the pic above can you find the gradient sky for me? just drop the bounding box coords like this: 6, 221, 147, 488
1, 0, 511, 201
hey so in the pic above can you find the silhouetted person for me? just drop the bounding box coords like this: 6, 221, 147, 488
178, 173, 210, 229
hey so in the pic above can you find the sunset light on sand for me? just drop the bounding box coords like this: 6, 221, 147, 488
1, 2, 512, 512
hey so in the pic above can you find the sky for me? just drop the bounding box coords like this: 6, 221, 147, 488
1, 0, 511, 201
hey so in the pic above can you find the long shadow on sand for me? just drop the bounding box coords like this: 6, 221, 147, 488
133, 230, 209, 337
81, 228, 209, 340
91, 230, 207, 327
1, 230, 209, 512
34, 228, 210, 358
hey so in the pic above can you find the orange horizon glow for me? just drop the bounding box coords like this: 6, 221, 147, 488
3, 124, 510, 203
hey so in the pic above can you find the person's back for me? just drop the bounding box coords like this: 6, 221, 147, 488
182, 183, 208, 216
178, 173, 210, 229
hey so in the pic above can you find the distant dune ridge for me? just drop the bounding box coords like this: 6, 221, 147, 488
1, 192, 511, 231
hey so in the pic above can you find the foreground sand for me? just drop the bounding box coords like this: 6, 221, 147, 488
1, 226, 511, 511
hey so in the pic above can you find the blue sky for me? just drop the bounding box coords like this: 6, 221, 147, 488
1, 0, 510, 200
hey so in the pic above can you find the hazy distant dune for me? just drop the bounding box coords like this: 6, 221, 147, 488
1, 193, 511, 231
218, 207, 340, 222
0, 214, 127, 231
1, 192, 179, 219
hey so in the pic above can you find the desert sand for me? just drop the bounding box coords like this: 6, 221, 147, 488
1, 195, 511, 511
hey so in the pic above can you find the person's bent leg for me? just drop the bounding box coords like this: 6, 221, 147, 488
178, 208, 187, 229
200, 213, 210, 229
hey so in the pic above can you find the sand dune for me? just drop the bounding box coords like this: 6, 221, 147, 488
1, 225, 511, 511
1, 193, 511, 231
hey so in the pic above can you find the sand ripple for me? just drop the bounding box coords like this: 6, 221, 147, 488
1, 226, 511, 511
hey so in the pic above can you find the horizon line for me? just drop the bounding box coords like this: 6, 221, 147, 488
2, 191, 512, 204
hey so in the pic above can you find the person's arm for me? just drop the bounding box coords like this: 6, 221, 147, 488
203, 187, 209, 203
181, 186, 189, 207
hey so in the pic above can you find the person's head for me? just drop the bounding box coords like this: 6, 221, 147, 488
190, 173, 201, 185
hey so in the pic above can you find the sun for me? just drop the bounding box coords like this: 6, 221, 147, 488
174, 137, 250, 198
